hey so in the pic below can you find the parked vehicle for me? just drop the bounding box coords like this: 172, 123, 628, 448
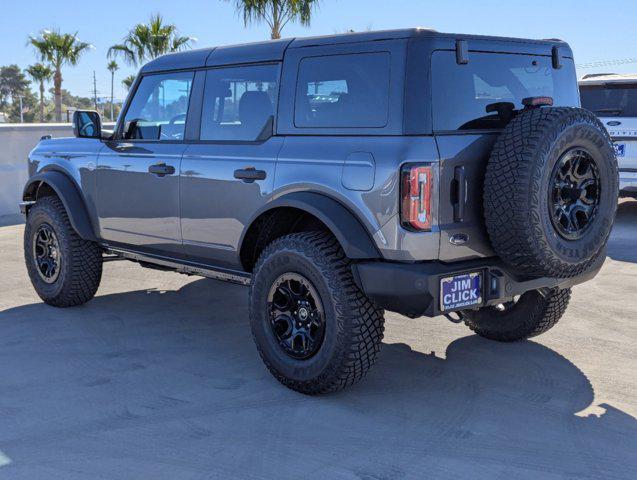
580, 73, 637, 197
21, 29, 618, 394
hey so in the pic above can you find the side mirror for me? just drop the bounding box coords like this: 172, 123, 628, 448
73, 110, 102, 139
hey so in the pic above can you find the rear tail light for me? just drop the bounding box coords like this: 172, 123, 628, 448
400, 164, 433, 231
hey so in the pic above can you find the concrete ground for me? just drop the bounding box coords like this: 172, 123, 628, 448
0, 203, 635, 480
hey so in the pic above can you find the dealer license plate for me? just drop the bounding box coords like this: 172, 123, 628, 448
614, 143, 625, 157
440, 272, 483, 312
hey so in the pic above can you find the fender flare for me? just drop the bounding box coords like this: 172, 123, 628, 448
241, 191, 381, 259
23, 171, 98, 242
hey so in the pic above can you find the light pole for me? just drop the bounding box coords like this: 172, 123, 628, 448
18, 95, 24, 123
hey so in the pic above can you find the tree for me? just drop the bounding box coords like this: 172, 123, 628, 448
108, 14, 194, 67
26, 63, 53, 122
0, 65, 30, 109
28, 30, 91, 122
107, 60, 119, 121
228, 0, 319, 39
122, 75, 136, 91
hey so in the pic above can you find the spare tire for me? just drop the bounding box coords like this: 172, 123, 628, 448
484, 107, 618, 278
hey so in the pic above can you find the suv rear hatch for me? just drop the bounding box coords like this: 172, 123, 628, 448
580, 81, 637, 192
431, 47, 580, 261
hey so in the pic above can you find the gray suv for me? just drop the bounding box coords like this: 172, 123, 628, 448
21, 29, 619, 394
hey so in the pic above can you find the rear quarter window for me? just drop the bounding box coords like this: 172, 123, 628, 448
431, 51, 579, 131
294, 52, 391, 128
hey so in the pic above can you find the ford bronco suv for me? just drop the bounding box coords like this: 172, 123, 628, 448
579, 73, 637, 197
21, 29, 618, 394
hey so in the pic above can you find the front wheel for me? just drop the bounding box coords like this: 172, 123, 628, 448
249, 232, 385, 394
24, 196, 103, 307
462, 288, 571, 342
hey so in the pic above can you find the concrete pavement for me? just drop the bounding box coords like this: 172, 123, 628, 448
0, 202, 635, 479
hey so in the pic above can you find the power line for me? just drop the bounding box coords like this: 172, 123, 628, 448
577, 58, 637, 69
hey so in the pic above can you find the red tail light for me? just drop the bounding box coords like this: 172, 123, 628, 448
400, 164, 433, 231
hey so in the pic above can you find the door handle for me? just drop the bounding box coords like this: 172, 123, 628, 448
452, 166, 467, 222
148, 163, 175, 177
234, 167, 266, 183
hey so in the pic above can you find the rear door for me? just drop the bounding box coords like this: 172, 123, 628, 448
97, 71, 194, 258
431, 50, 580, 261
179, 64, 283, 269
580, 82, 637, 173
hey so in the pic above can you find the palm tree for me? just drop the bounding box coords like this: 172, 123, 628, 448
107, 60, 119, 121
229, 0, 319, 39
122, 75, 136, 91
28, 30, 91, 122
26, 63, 53, 122
108, 14, 194, 67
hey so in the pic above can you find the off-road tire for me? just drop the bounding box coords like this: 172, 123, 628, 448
462, 288, 571, 342
484, 107, 618, 278
249, 232, 385, 394
24, 195, 102, 307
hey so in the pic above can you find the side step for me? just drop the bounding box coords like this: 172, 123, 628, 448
105, 247, 252, 286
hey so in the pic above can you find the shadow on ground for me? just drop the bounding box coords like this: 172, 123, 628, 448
607, 199, 637, 263
0, 279, 635, 479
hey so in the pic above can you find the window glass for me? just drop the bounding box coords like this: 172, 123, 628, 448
123, 72, 193, 140
580, 84, 637, 117
295, 52, 391, 128
431, 51, 579, 130
200, 64, 279, 141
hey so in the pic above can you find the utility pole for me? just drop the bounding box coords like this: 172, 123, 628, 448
92, 71, 98, 111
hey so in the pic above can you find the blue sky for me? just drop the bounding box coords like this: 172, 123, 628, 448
2, 0, 636, 101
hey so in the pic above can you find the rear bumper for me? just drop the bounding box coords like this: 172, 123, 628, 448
352, 254, 604, 318
619, 169, 637, 196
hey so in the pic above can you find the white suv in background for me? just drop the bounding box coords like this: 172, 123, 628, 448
580, 73, 637, 197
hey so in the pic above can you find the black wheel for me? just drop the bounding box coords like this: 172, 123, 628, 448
484, 107, 619, 278
462, 288, 571, 342
24, 196, 103, 307
249, 232, 385, 394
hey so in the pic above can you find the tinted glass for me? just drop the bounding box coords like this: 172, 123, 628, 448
295, 52, 390, 128
123, 72, 193, 140
200, 64, 279, 141
580, 84, 637, 117
432, 51, 579, 131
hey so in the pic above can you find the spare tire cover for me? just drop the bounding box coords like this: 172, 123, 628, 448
484, 107, 618, 278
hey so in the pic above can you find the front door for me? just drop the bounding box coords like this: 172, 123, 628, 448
180, 64, 282, 269
97, 71, 195, 258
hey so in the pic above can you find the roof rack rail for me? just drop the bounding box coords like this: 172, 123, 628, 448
581, 73, 617, 79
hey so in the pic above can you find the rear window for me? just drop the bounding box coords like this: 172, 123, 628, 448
294, 52, 390, 128
432, 51, 579, 131
580, 84, 637, 117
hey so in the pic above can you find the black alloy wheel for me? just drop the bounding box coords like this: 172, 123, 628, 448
267, 272, 325, 360
33, 223, 62, 283
549, 148, 601, 240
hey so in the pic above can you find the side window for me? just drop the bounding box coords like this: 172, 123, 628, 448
200, 64, 279, 142
294, 52, 391, 128
123, 71, 194, 141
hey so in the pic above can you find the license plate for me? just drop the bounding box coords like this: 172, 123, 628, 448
440, 272, 482, 312
614, 143, 625, 157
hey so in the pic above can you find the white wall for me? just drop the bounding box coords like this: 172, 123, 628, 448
0, 123, 114, 219
0, 124, 74, 217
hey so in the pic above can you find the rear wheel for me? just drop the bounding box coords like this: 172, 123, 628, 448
24, 196, 103, 307
249, 232, 385, 394
462, 288, 571, 342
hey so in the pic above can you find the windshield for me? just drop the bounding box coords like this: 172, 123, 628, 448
579, 84, 637, 117
431, 51, 579, 131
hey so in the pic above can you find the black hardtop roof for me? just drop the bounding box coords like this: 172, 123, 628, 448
140, 28, 571, 73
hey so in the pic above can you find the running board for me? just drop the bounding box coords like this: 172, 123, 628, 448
105, 247, 252, 286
